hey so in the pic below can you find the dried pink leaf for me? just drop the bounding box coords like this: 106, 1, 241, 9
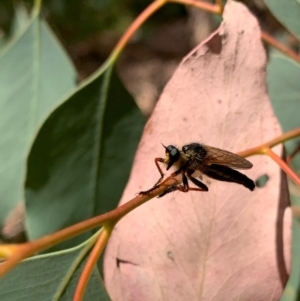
104, 1, 290, 300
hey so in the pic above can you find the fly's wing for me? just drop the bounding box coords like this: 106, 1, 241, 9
201, 145, 253, 170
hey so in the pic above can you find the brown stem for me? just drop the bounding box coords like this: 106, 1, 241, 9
170, 0, 220, 14
73, 228, 111, 301
108, 0, 166, 61
0, 176, 178, 277
261, 31, 300, 64
238, 128, 300, 157
286, 143, 300, 165
264, 147, 300, 187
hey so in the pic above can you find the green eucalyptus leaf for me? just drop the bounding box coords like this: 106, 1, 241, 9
0, 17, 77, 225
267, 53, 300, 170
25, 65, 144, 248
267, 53, 300, 301
280, 213, 300, 301
264, 0, 300, 39
0, 235, 112, 301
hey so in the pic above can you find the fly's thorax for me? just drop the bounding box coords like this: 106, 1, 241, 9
181, 143, 206, 169
182, 143, 206, 159
179, 150, 189, 165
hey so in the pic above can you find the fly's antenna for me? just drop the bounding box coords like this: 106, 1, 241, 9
161, 143, 167, 149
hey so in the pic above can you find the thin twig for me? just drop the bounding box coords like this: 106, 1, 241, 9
215, 0, 223, 14
170, 0, 220, 14
264, 147, 300, 187
261, 31, 300, 63
73, 228, 111, 301
238, 128, 300, 157
286, 143, 300, 165
0, 176, 178, 277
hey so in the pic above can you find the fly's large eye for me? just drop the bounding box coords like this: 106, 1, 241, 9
165, 145, 180, 170
170, 148, 178, 157
166, 145, 174, 154
166, 145, 179, 159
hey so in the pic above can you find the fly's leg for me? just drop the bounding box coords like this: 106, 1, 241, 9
139, 166, 181, 196
139, 158, 165, 195
158, 171, 208, 197
186, 171, 209, 191
156, 169, 184, 197
177, 173, 189, 192
153, 158, 166, 186
158, 172, 189, 197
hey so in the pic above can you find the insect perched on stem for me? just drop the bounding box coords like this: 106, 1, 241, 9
139, 143, 255, 197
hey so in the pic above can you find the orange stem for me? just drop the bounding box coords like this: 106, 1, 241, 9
0, 175, 178, 277
215, 0, 223, 14
238, 128, 300, 157
286, 143, 300, 165
73, 228, 111, 301
102, 0, 300, 75
261, 31, 300, 64
170, 1, 300, 63
109, 0, 166, 60
264, 147, 300, 187
0, 244, 19, 257
108, 0, 222, 62
170, 0, 220, 14
238, 128, 300, 188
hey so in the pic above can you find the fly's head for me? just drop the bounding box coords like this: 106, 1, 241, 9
162, 144, 181, 170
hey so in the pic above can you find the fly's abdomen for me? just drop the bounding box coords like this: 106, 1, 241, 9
201, 164, 255, 191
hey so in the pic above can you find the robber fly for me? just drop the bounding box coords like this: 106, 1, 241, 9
139, 143, 255, 197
